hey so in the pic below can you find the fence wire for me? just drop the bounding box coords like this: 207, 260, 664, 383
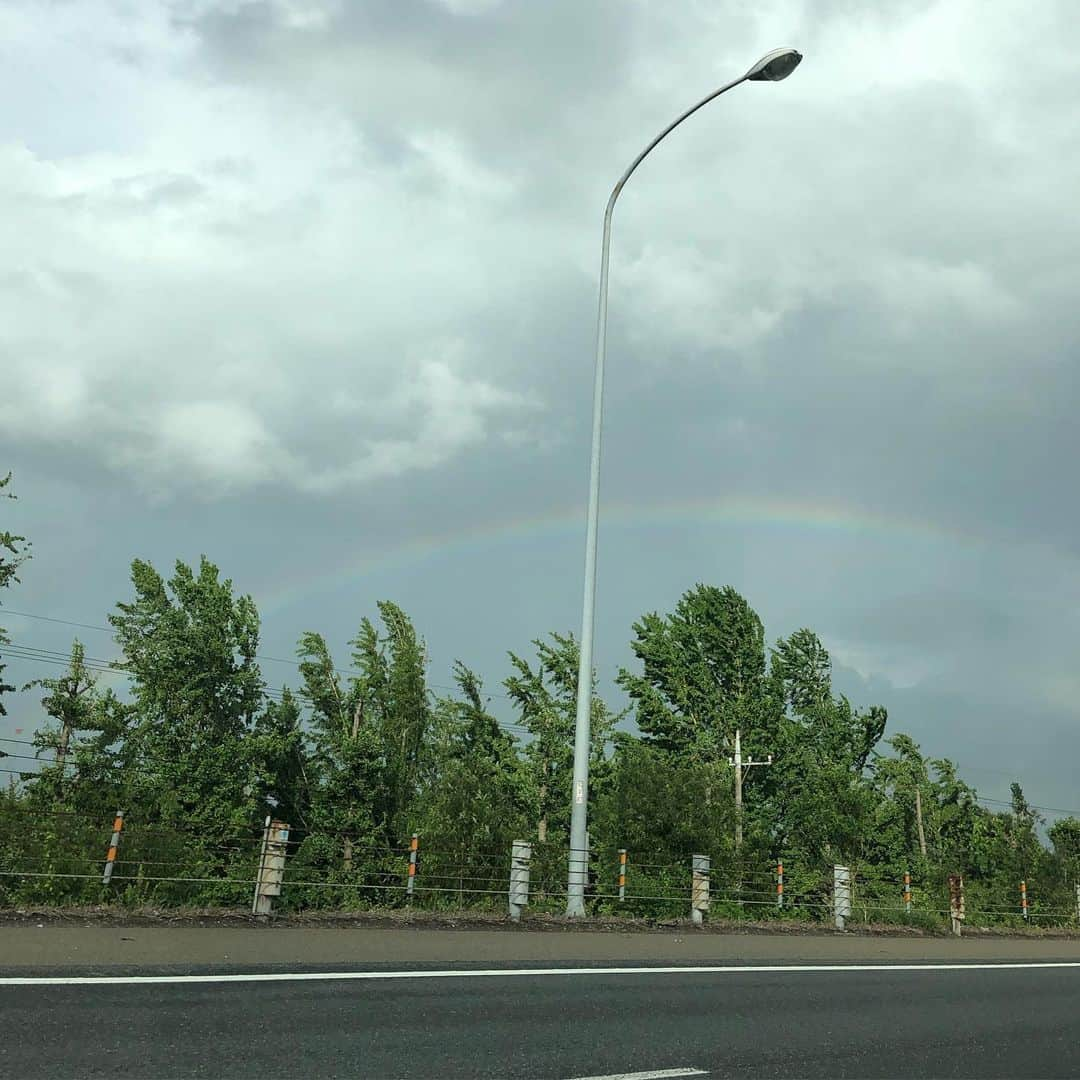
2, 811, 1079, 926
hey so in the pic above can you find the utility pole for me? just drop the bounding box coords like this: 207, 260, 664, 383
729, 729, 772, 851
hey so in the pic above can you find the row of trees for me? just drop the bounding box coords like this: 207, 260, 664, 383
2, 472, 1079, 919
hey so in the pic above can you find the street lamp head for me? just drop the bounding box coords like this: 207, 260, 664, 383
746, 47, 802, 82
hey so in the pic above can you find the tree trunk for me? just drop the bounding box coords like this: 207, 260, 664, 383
56, 722, 72, 766
915, 786, 927, 858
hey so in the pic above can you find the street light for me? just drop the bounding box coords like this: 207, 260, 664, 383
565, 47, 803, 917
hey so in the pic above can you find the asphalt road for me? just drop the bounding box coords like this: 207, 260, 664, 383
5, 928, 1080, 1078
5, 960, 1080, 1078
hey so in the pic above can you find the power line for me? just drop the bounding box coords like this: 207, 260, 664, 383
3, 643, 118, 675
3, 607, 527, 704
0, 751, 76, 767
977, 795, 1080, 819
4, 647, 532, 740
1, 610, 111, 635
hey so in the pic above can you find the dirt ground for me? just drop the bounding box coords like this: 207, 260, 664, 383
4, 906, 1080, 969
0, 903, 1075, 936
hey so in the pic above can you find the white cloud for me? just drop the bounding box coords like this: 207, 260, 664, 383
294, 351, 538, 494
431, 0, 505, 16
4, 0, 1080, 806
2, 0, 1080, 512
0, 3, 539, 499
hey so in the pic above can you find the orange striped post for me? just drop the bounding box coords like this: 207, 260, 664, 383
903, 871, 912, 914
776, 862, 784, 909
406, 833, 419, 901
618, 849, 627, 902
1020, 879, 1029, 921
101, 811, 124, 886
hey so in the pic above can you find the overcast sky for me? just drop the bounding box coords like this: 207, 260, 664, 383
2, 0, 1079, 819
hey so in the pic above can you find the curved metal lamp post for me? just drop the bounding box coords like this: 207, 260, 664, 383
565, 48, 803, 916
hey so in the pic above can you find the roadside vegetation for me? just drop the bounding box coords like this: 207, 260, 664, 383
2, 470, 1078, 929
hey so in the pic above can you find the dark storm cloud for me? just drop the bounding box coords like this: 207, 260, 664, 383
2, 0, 1079, 811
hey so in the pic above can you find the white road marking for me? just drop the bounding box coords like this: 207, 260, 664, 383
1, 962, 1080, 986
564, 1069, 707, 1080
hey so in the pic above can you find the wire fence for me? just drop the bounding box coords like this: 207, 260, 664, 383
1, 807, 1079, 929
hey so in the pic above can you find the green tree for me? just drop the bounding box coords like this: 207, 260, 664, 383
926, 757, 980, 872
619, 585, 772, 763
7, 639, 130, 906
765, 630, 886, 866
25, 640, 100, 768
958, 784, 1047, 918
1048, 817, 1080, 886
414, 662, 529, 897
870, 734, 933, 871
109, 556, 264, 837
0, 472, 31, 715
294, 602, 430, 875
20, 640, 130, 816
376, 601, 431, 830
594, 734, 734, 865
296, 629, 385, 872
1006, 781, 1044, 881
248, 688, 311, 833
770, 628, 832, 717
505, 632, 615, 843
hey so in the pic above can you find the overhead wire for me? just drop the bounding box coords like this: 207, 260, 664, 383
4, 639, 533, 741
2, 607, 529, 704
6, 608, 1077, 805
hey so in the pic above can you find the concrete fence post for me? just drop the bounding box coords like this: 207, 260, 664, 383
618, 849, 627, 903
252, 818, 290, 916
691, 854, 710, 926
903, 870, 912, 915
101, 810, 125, 886
776, 861, 784, 909
406, 833, 419, 902
508, 840, 531, 922
833, 865, 851, 931
1020, 879, 1029, 921
948, 873, 965, 937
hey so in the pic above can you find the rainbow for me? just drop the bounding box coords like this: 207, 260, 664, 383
260, 493, 984, 615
